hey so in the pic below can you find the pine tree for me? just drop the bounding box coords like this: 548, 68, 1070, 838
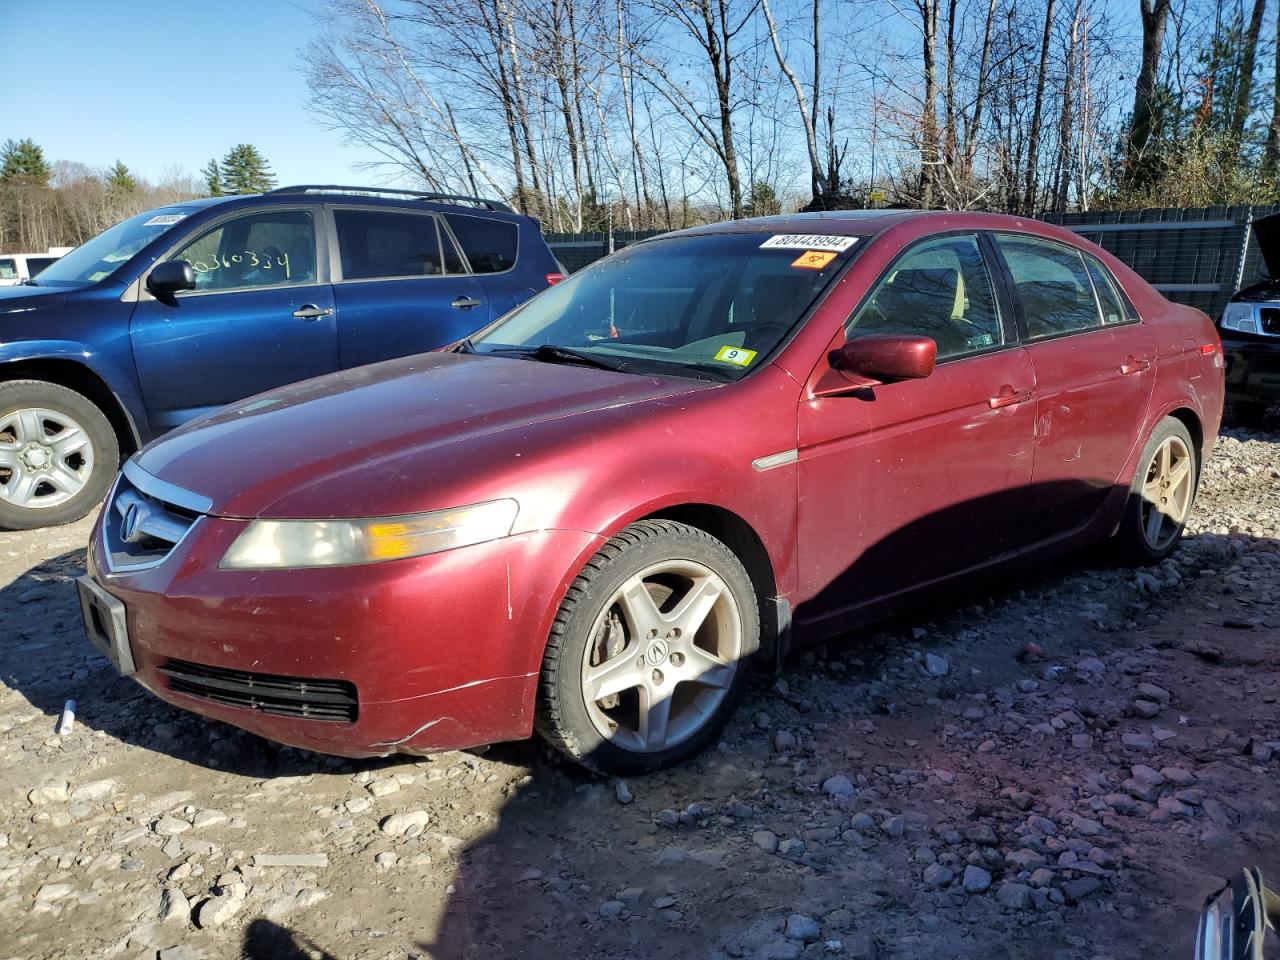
0, 138, 50, 185
220, 144, 277, 194
106, 160, 137, 193
201, 158, 223, 196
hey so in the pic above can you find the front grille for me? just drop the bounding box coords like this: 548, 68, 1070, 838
1260, 307, 1280, 336
158, 659, 359, 723
103, 463, 206, 570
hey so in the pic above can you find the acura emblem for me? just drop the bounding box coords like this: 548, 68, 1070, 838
120, 502, 148, 543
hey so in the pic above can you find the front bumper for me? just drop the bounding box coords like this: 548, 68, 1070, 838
1222, 332, 1280, 402
84, 512, 600, 757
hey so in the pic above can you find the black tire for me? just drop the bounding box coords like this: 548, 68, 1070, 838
1224, 399, 1271, 429
1113, 417, 1197, 566
0, 380, 119, 530
535, 519, 759, 775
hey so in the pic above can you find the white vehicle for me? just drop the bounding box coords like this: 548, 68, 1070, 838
0, 248, 71, 286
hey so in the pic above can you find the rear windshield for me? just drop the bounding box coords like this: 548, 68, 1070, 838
470, 232, 860, 381
31, 208, 197, 286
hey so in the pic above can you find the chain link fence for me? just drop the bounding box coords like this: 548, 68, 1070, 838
546, 206, 1280, 320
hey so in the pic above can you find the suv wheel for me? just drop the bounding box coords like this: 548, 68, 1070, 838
535, 520, 759, 774
0, 380, 119, 530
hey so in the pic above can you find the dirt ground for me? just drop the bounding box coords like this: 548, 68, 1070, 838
0, 427, 1277, 960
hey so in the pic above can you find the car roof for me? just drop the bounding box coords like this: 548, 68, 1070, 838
196, 187, 525, 222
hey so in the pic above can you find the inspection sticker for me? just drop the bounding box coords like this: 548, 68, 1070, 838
791, 250, 837, 270
143, 213, 187, 227
714, 345, 757, 367
760, 234, 858, 252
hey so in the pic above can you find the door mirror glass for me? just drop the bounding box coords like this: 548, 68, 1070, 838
147, 260, 196, 296
834, 334, 936, 381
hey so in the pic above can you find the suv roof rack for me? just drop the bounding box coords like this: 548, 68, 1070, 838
266, 185, 513, 213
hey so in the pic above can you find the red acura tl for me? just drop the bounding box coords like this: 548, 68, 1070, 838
78, 211, 1224, 773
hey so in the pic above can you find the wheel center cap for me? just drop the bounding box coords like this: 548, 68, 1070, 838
645, 639, 670, 665
21, 446, 50, 471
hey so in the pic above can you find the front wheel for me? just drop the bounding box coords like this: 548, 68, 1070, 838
1114, 417, 1197, 565
535, 520, 759, 774
0, 380, 119, 530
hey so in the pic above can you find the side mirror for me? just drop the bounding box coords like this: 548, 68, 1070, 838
147, 260, 196, 298
834, 334, 937, 382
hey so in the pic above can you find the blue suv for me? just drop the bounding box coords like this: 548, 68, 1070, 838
0, 185, 562, 529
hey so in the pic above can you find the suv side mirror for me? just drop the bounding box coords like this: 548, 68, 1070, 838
147, 260, 196, 298
834, 334, 937, 382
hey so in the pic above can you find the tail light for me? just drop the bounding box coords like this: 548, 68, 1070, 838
545, 272, 565, 286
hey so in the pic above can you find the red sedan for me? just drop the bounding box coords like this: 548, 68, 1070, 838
78, 212, 1224, 773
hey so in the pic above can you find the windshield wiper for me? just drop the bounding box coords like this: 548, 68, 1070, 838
516, 344, 629, 372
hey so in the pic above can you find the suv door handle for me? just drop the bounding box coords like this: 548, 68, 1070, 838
451, 296, 482, 310
1119, 358, 1151, 375
292, 304, 332, 320
988, 389, 1034, 409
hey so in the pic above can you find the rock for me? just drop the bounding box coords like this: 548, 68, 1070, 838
254, 853, 329, 868
653, 895, 678, 909
924, 653, 951, 677
1122, 733, 1156, 752
293, 888, 328, 910
616, 887, 645, 905
996, 883, 1034, 910
196, 890, 245, 928
778, 839, 805, 858
753, 830, 779, 854
367, 778, 400, 798
784, 914, 821, 943
1071, 734, 1093, 749
966, 824, 998, 846
154, 816, 191, 837
1132, 699, 1161, 719
1029, 868, 1055, 888
1062, 876, 1103, 902
375, 852, 397, 870
754, 712, 773, 730
1122, 778, 1160, 803
1137, 682, 1172, 704
822, 775, 856, 798
1157, 796, 1195, 819
655, 846, 686, 865
70, 779, 118, 803
192, 809, 228, 829
774, 730, 798, 752
161, 836, 184, 859
658, 809, 680, 826
34, 883, 74, 904
379, 810, 430, 838
158, 888, 190, 923
1075, 657, 1106, 675
344, 796, 371, 814
923, 863, 953, 887
880, 816, 905, 837
1072, 816, 1104, 837
1006, 848, 1045, 869
1131, 764, 1165, 786
157, 948, 203, 960
27, 782, 69, 806
849, 813, 876, 831
599, 899, 624, 918
1161, 766, 1197, 787
615, 780, 634, 805
962, 865, 992, 894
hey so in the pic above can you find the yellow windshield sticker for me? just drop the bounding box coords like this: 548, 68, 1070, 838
714, 345, 757, 366
791, 250, 836, 270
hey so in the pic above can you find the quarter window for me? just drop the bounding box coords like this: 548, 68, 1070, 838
444, 213, 518, 273
847, 233, 1003, 361
172, 210, 317, 293
1083, 254, 1130, 325
334, 209, 444, 280
995, 234, 1103, 340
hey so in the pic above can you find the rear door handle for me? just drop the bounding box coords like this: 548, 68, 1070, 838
292, 304, 332, 320
1120, 358, 1151, 375
988, 389, 1034, 409
451, 296, 482, 310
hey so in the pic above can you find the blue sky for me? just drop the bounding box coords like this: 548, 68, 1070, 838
2, 0, 385, 186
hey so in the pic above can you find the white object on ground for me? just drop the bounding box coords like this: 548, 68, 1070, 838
56, 700, 76, 736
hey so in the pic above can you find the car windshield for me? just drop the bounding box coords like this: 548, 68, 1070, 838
31, 207, 198, 286
470, 231, 861, 381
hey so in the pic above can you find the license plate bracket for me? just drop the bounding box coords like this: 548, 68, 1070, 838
77, 575, 136, 676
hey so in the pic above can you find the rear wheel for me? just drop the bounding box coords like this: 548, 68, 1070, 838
535, 520, 758, 774
0, 380, 119, 530
1114, 417, 1197, 565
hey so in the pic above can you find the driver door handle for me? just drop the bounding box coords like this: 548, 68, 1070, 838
1120, 358, 1152, 375
292, 304, 332, 320
988, 388, 1034, 409
451, 296, 482, 310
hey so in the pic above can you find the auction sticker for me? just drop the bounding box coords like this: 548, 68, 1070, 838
714, 345, 757, 366
760, 234, 858, 252
143, 213, 187, 227
791, 250, 837, 270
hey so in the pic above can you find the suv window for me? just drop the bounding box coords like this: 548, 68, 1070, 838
847, 233, 1003, 360
1083, 254, 1129, 325
996, 234, 1102, 340
0, 259, 15, 280
335, 209, 444, 280
444, 213, 518, 273
173, 210, 317, 293
25, 257, 56, 276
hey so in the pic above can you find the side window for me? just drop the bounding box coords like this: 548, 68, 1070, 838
334, 209, 443, 280
172, 210, 317, 293
25, 257, 56, 276
444, 213, 518, 273
847, 233, 1003, 361
996, 234, 1102, 340
0, 259, 15, 280
1083, 254, 1130, 325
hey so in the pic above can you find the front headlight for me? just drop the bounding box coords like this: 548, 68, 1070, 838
1221, 302, 1259, 333
219, 499, 518, 569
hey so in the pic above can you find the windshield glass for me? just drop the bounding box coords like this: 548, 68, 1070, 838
471, 232, 861, 380
32, 208, 198, 286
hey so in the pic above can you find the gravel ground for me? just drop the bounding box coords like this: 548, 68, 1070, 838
1, 426, 1277, 960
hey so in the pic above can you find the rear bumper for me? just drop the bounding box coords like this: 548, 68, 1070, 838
1222, 333, 1280, 401
84, 513, 601, 757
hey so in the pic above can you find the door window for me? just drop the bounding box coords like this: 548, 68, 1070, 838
171, 210, 317, 293
0, 259, 15, 280
995, 234, 1104, 339
24, 257, 56, 276
334, 209, 445, 280
1083, 254, 1130, 325
846, 233, 1003, 361
444, 213, 518, 273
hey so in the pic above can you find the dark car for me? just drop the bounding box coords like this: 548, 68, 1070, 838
79, 211, 1224, 774
1220, 212, 1280, 425
0, 186, 562, 529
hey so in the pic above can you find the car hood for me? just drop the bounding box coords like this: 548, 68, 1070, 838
0, 285, 73, 312
134, 352, 713, 519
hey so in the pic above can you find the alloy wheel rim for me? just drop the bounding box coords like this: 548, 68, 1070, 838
0, 407, 95, 509
1140, 435, 1193, 550
580, 559, 742, 754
